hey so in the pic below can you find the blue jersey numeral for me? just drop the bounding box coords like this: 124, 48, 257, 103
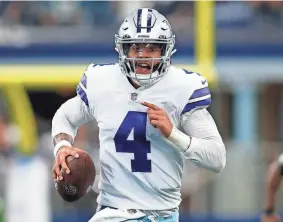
114, 111, 151, 172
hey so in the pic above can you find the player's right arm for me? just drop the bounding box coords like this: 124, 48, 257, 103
52, 66, 94, 180
261, 155, 283, 222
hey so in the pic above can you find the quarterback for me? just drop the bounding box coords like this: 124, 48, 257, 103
52, 8, 226, 222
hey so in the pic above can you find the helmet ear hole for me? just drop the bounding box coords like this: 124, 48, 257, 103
123, 34, 130, 39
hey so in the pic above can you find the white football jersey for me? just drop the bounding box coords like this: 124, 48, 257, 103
76, 63, 211, 210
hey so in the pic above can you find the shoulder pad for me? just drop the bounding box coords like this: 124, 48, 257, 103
181, 72, 211, 114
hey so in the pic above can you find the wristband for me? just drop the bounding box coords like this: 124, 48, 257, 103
166, 126, 191, 153
54, 140, 72, 157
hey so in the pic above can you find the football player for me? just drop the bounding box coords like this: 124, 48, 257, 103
52, 8, 226, 222
261, 155, 283, 222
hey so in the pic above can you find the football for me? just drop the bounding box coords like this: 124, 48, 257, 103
55, 153, 96, 202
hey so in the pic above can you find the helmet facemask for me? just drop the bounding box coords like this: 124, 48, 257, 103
115, 36, 175, 86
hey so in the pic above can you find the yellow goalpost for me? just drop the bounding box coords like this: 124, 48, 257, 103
0, 1, 216, 155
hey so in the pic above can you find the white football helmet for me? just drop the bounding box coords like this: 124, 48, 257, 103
115, 8, 176, 86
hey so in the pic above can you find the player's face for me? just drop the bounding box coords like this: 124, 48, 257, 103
127, 43, 162, 75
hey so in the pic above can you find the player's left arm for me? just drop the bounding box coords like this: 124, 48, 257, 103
173, 75, 226, 173
176, 77, 226, 172
179, 109, 226, 173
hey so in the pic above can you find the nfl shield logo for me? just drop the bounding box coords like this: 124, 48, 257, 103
130, 93, 138, 101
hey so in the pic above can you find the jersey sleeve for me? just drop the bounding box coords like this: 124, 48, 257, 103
181, 75, 211, 115
180, 109, 226, 173
76, 63, 94, 107
51, 96, 94, 139
52, 64, 95, 139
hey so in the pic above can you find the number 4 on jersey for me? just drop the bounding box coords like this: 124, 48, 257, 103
114, 111, 151, 172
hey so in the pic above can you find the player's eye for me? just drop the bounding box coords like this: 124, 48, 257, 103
130, 45, 139, 52
122, 43, 132, 55
147, 45, 162, 52
129, 44, 162, 53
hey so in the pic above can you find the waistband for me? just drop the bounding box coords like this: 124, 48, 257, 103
97, 205, 177, 217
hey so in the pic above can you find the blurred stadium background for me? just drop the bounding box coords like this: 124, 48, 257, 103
0, 1, 283, 222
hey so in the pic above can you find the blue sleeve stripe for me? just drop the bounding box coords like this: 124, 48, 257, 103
181, 98, 211, 114
183, 69, 201, 76
80, 74, 87, 88
183, 69, 194, 74
189, 87, 210, 100
76, 84, 89, 107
